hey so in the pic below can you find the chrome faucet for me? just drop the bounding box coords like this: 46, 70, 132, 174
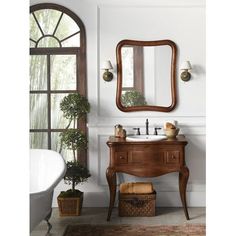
145, 119, 149, 135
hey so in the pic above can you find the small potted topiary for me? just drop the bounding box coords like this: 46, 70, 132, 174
57, 93, 91, 216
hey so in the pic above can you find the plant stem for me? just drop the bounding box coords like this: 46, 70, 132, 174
66, 119, 73, 129
72, 179, 75, 193
73, 118, 76, 161
59, 119, 73, 153
73, 149, 76, 162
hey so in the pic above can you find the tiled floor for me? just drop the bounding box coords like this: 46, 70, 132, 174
31, 207, 205, 236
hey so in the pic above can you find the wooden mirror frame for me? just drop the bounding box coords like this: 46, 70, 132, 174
116, 39, 177, 112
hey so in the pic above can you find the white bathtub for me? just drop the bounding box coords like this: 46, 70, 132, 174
30, 149, 66, 232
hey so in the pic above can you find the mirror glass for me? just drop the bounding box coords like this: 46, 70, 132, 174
116, 40, 177, 112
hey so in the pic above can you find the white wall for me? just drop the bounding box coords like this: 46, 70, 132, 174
30, 0, 206, 207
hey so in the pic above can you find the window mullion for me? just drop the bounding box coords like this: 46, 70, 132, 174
61, 31, 80, 43
32, 12, 44, 36
53, 12, 63, 36
47, 54, 51, 149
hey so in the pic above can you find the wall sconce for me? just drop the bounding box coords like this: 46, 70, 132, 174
180, 61, 192, 82
101, 60, 113, 82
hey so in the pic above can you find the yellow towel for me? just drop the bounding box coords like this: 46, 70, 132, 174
120, 182, 154, 194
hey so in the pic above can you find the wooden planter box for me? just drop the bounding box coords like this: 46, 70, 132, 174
118, 191, 156, 217
57, 192, 83, 216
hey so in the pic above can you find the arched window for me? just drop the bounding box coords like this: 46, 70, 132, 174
30, 3, 87, 165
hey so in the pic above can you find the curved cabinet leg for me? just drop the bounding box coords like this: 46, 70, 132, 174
106, 167, 116, 221
179, 166, 190, 220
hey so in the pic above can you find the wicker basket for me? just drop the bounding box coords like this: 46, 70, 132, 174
118, 191, 156, 217
57, 192, 83, 216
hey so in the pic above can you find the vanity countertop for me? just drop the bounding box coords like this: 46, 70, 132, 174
107, 134, 188, 145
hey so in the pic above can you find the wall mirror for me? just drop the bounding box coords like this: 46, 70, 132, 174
116, 39, 177, 112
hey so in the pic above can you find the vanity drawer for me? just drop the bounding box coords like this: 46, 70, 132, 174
114, 152, 128, 164
129, 151, 165, 165
166, 151, 180, 164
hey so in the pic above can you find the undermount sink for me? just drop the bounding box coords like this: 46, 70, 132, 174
126, 135, 166, 142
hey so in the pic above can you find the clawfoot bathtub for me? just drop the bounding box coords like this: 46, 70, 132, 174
30, 149, 66, 233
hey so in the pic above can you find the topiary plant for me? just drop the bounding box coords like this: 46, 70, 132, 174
60, 161, 91, 197
60, 129, 87, 162
60, 93, 90, 129
59, 93, 91, 196
121, 90, 147, 107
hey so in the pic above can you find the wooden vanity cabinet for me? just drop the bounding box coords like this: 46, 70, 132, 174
106, 135, 189, 221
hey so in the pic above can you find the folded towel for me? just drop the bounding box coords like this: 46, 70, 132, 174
120, 182, 154, 194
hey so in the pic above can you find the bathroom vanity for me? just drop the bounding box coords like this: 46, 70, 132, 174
106, 135, 189, 221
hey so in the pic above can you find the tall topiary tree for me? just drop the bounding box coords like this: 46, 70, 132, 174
59, 93, 91, 195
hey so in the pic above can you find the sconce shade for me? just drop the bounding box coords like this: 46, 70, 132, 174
101, 60, 113, 70
180, 61, 192, 70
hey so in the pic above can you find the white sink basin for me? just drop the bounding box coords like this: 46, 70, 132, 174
126, 135, 166, 142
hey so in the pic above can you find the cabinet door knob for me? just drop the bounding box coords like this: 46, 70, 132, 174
119, 156, 124, 159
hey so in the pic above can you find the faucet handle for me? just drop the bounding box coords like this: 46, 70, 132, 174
154, 127, 161, 135
133, 127, 140, 135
